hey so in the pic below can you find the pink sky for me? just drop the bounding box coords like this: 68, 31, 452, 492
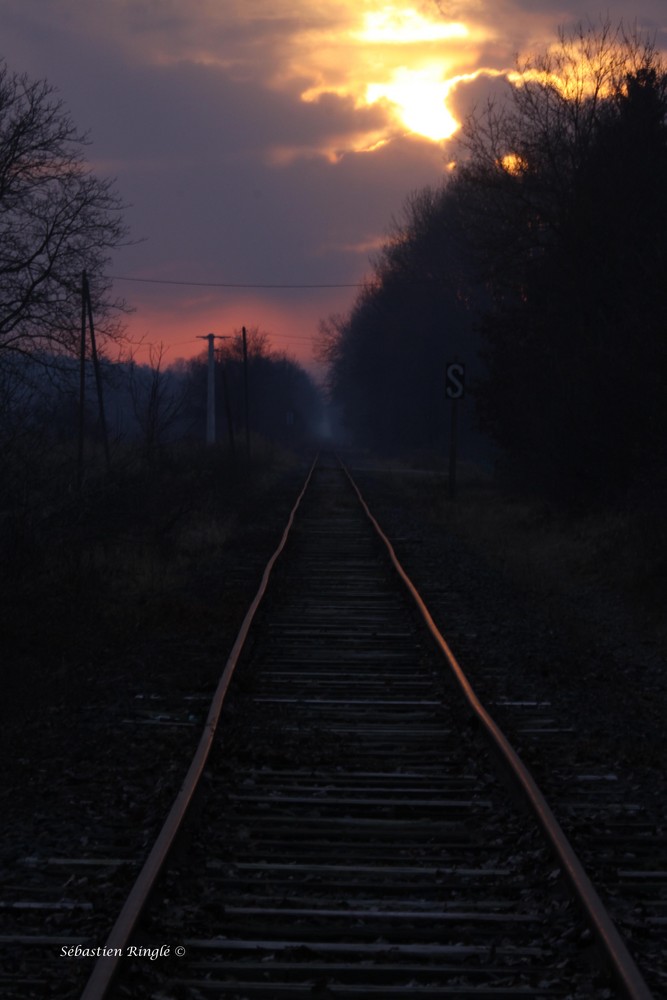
113, 279, 359, 375
4, 1, 666, 376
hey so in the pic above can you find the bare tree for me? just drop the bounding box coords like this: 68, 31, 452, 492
0, 61, 129, 374
454, 19, 663, 284
128, 344, 185, 459
452, 19, 667, 502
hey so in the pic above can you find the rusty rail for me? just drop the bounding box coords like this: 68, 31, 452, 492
79, 456, 318, 1000
341, 456, 654, 1000
80, 452, 654, 999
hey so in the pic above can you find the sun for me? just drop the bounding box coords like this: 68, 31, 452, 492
356, 7, 468, 141
298, 4, 470, 147
367, 66, 460, 141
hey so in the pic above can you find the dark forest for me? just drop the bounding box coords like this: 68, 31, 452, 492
321, 22, 667, 517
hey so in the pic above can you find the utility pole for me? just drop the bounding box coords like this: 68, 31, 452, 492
242, 325, 250, 458
77, 273, 87, 489
198, 334, 216, 445
221, 363, 236, 458
197, 333, 230, 445
77, 270, 110, 489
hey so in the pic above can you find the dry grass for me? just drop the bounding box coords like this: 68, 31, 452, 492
381, 464, 667, 648
0, 440, 302, 717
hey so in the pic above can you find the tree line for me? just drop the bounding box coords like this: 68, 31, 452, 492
0, 57, 323, 504
1, 331, 323, 473
169, 329, 323, 455
322, 21, 667, 509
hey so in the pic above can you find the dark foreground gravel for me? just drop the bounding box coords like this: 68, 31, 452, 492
352, 464, 667, 998
1, 454, 665, 997
353, 466, 666, 805
0, 459, 308, 999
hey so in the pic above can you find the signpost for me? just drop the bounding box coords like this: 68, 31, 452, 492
445, 361, 465, 499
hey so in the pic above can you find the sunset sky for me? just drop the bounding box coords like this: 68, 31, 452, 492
3, 1, 666, 374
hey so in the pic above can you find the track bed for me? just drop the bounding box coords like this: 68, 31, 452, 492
112, 460, 621, 998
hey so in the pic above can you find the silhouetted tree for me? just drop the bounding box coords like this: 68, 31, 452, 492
128, 344, 187, 460
184, 331, 323, 447
321, 185, 483, 458
455, 21, 667, 503
0, 61, 128, 377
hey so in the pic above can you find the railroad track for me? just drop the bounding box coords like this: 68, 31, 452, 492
1, 454, 657, 998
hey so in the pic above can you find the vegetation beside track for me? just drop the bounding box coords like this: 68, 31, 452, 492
359, 460, 667, 656
0, 442, 307, 736
4, 446, 663, 749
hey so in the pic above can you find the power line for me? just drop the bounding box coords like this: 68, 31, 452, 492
268, 332, 317, 342
182, 332, 314, 344
110, 275, 365, 289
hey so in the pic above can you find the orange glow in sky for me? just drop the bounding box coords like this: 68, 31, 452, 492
114, 0, 502, 366
366, 67, 460, 141
500, 152, 528, 175
295, 2, 483, 150
12, 0, 660, 371
354, 8, 468, 45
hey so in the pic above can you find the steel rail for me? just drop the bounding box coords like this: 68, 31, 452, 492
80, 455, 318, 1000
341, 458, 654, 1000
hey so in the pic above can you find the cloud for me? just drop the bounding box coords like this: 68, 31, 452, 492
2, 0, 666, 370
